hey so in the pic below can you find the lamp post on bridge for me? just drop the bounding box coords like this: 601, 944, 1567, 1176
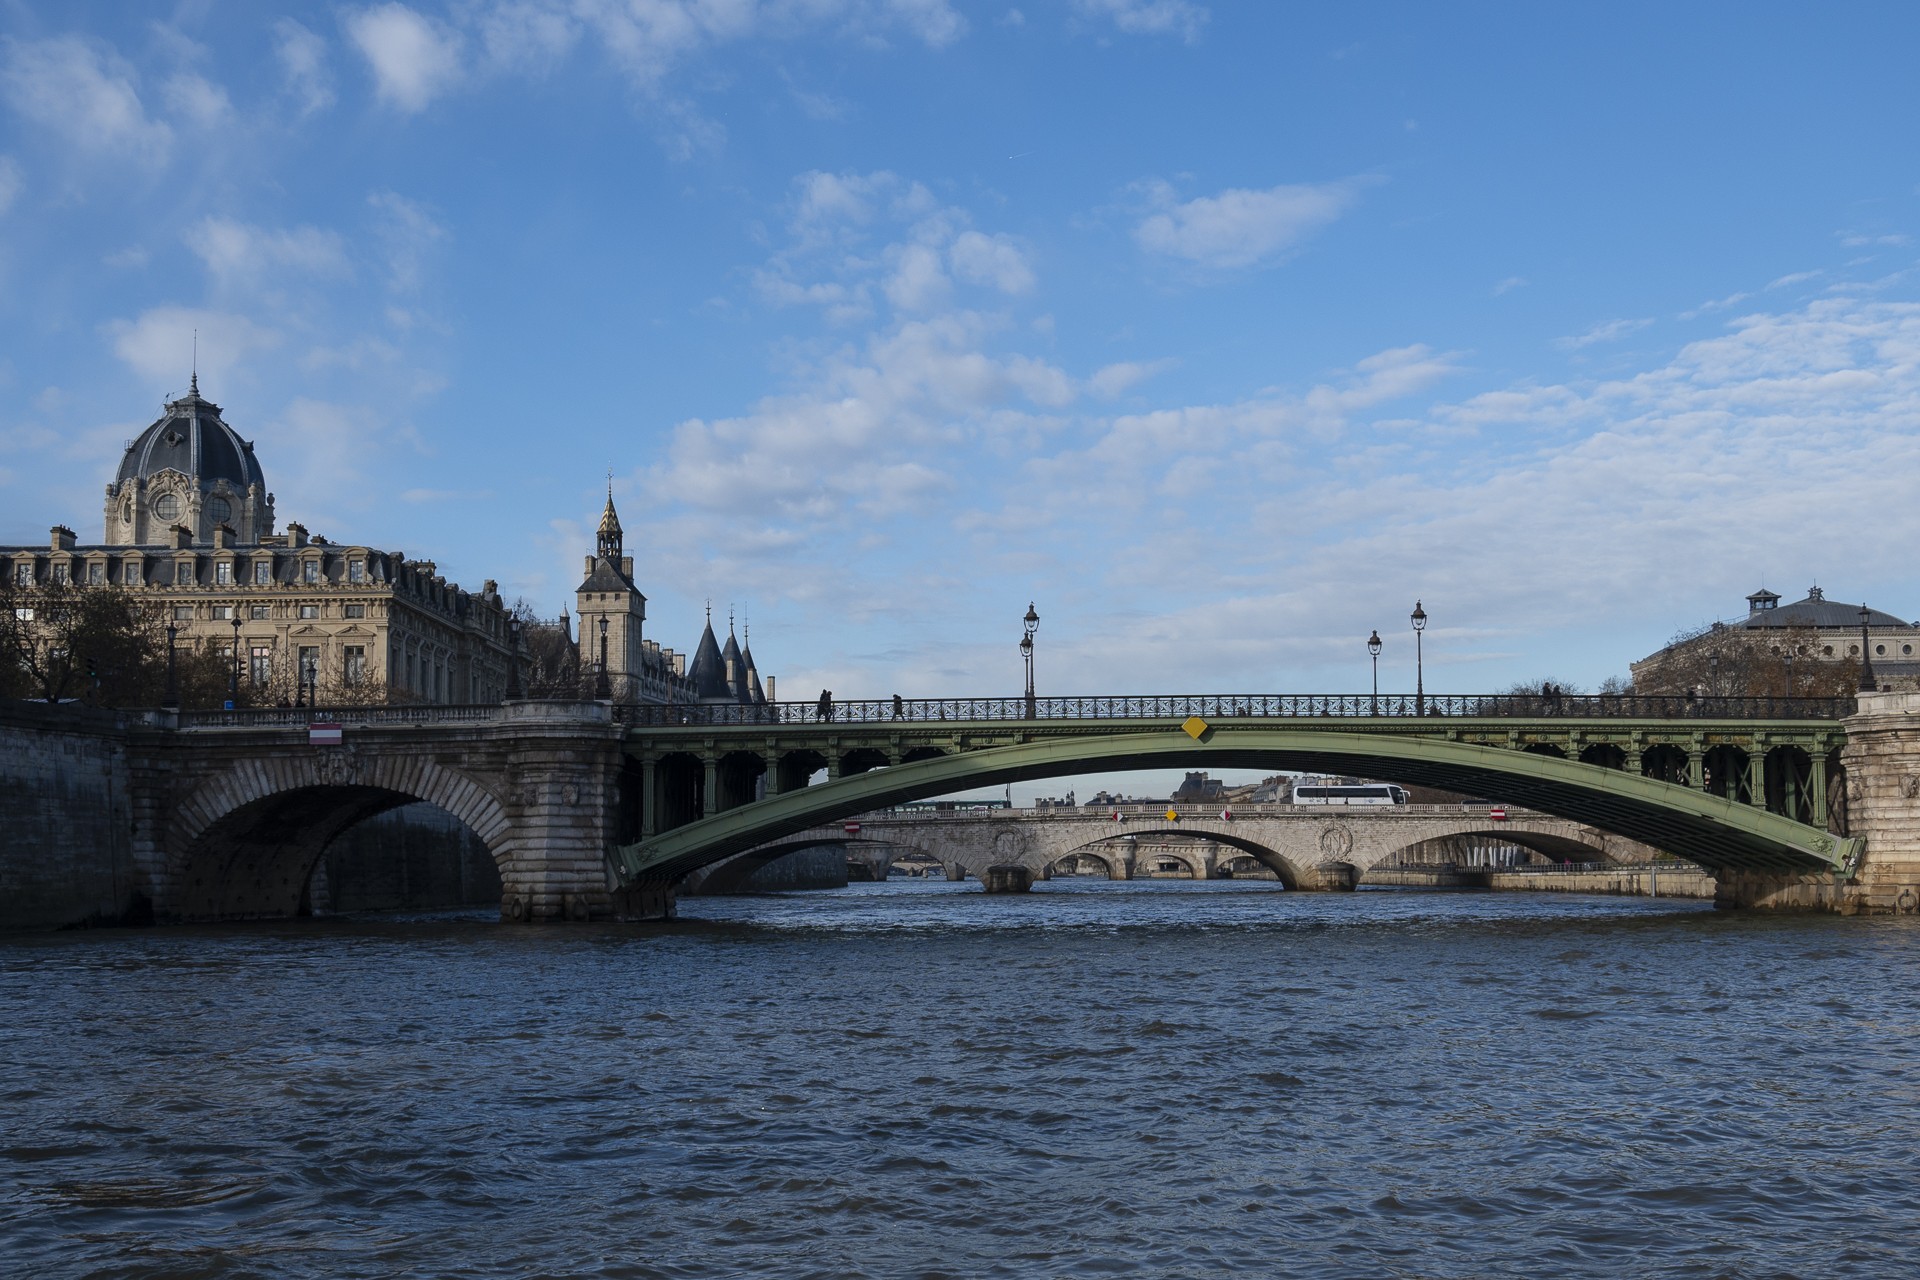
506, 617, 523, 700
1020, 602, 1039, 720
163, 621, 179, 710
227, 613, 241, 707
1410, 601, 1427, 716
1859, 604, 1877, 693
1367, 629, 1382, 715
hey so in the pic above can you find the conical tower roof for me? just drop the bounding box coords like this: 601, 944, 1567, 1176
742, 631, 765, 704
721, 624, 753, 703
687, 612, 731, 700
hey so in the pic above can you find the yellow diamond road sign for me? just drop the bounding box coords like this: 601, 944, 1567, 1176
1182, 716, 1210, 740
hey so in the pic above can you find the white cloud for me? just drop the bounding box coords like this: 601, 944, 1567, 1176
1135, 178, 1368, 269
275, 20, 335, 116
1556, 317, 1653, 350
1492, 276, 1527, 296
1767, 269, 1821, 290
0, 36, 172, 163
1073, 0, 1209, 41
1087, 359, 1175, 398
884, 242, 951, 312
950, 231, 1035, 294
185, 218, 349, 284
368, 190, 446, 292
0, 155, 19, 215
160, 73, 233, 129
104, 306, 282, 389
345, 4, 463, 112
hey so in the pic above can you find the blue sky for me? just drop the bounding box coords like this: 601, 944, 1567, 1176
5, 1, 1920, 719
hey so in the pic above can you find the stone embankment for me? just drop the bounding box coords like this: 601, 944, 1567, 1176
1365, 863, 1715, 899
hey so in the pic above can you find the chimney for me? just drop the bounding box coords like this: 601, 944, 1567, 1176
286, 522, 308, 548
50, 525, 76, 551
765, 675, 775, 703
214, 524, 234, 549
171, 524, 194, 550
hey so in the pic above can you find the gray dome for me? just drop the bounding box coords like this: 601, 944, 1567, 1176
115, 385, 266, 492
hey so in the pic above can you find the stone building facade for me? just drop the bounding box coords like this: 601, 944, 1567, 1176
1631, 586, 1920, 696
3, 381, 513, 703
4, 381, 780, 709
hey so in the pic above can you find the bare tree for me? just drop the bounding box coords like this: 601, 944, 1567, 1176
1633, 622, 1855, 697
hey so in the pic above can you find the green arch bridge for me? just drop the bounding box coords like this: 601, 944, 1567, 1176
612, 692, 1860, 889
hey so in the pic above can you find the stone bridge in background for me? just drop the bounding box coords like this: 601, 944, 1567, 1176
101, 688, 1920, 922
711, 805, 1667, 892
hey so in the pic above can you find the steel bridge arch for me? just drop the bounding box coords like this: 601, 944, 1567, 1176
618, 728, 1858, 885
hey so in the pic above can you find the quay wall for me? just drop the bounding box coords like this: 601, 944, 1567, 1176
0, 703, 143, 930
1365, 864, 1714, 899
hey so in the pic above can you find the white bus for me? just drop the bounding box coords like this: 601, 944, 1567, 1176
1292, 782, 1409, 806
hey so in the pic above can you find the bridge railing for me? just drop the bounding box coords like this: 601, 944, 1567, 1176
174, 704, 505, 729
614, 692, 1853, 727
859, 803, 1551, 820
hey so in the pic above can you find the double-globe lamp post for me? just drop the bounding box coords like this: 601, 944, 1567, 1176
1020, 602, 1039, 720
596, 616, 612, 699
228, 613, 241, 706
1411, 600, 1427, 716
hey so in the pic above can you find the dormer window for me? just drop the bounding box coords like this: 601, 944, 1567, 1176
348, 560, 365, 583
12, 563, 29, 586
254, 560, 272, 584
303, 561, 319, 584
215, 562, 233, 585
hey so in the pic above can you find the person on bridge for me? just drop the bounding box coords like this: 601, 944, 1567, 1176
817, 689, 834, 722
892, 693, 904, 719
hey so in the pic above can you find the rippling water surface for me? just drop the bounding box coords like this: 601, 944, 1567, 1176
5, 881, 1920, 1278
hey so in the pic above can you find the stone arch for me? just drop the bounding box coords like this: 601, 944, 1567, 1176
164, 751, 511, 921
1378, 828, 1615, 869
1046, 846, 1118, 878
1070, 827, 1300, 888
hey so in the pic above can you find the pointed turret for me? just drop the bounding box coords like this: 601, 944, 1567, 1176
687, 606, 732, 701
742, 625, 766, 704
721, 612, 752, 703
597, 483, 623, 561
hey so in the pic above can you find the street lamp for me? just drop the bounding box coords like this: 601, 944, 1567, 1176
302, 653, 318, 708
1859, 604, 1877, 693
163, 620, 179, 710
1707, 652, 1719, 700
1785, 652, 1795, 699
1366, 629, 1383, 714
506, 617, 523, 700
228, 613, 241, 706
1410, 600, 1427, 716
595, 616, 612, 699
1020, 602, 1039, 720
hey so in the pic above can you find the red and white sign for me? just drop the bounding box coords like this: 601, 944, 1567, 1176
1220, 808, 1233, 821
309, 721, 343, 747
1489, 806, 1508, 821
843, 822, 862, 834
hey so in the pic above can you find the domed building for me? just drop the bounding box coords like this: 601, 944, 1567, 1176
1630, 585, 1920, 695
102, 377, 275, 548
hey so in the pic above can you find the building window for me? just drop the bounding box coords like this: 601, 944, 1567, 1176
348, 561, 365, 583
14, 607, 33, 622
153, 493, 180, 521
303, 561, 320, 584
172, 605, 193, 621
251, 604, 271, 620
52, 564, 69, 585
174, 563, 193, 586
87, 563, 104, 585
299, 604, 319, 619
12, 563, 29, 586
215, 562, 233, 585
297, 645, 320, 686
345, 604, 365, 618
250, 646, 273, 685
254, 560, 273, 585
1876, 644, 1887, 656
212, 605, 233, 620
344, 646, 366, 686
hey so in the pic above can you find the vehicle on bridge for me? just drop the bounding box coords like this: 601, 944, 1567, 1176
1292, 782, 1409, 806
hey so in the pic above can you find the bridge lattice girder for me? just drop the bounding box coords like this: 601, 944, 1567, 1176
619, 719, 1857, 883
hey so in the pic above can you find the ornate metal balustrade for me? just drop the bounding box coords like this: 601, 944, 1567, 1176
174, 703, 505, 729
614, 692, 1855, 728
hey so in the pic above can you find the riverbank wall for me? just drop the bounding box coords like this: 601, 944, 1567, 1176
1365, 864, 1715, 898
0, 702, 144, 930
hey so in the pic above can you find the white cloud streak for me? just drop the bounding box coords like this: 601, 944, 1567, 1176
1135, 178, 1369, 269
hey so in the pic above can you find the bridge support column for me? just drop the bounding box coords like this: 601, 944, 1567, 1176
1111, 855, 1133, 881
1303, 861, 1358, 892
1826, 693, 1920, 914
494, 705, 626, 923
1810, 753, 1830, 828
944, 861, 966, 882
702, 755, 719, 818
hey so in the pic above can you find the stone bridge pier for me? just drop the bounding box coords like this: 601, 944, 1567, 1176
128, 701, 635, 924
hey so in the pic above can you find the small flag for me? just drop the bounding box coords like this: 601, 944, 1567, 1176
309, 722, 343, 746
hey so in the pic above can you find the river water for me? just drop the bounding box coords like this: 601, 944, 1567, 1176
4, 880, 1918, 1278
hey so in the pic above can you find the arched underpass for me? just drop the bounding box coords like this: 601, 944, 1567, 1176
618, 729, 1857, 893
